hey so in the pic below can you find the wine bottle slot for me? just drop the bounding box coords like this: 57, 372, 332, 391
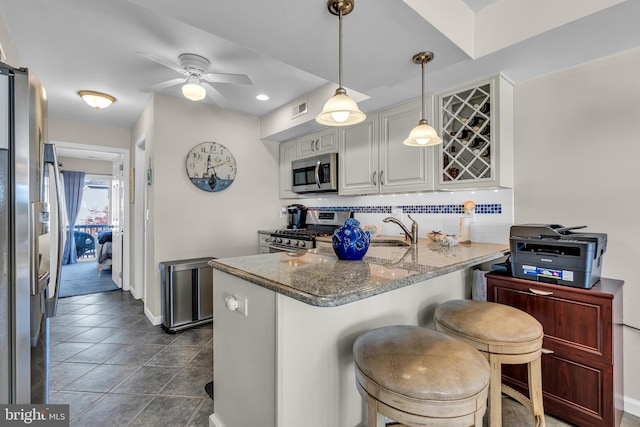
473, 102, 490, 113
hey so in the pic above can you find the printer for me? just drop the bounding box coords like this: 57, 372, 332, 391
509, 224, 607, 289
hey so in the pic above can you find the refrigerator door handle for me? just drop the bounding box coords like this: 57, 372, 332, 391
43, 143, 63, 318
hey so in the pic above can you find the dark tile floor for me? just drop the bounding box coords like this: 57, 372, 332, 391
49, 289, 640, 427
48, 290, 213, 426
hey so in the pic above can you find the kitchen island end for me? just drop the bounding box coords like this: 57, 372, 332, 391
208, 240, 508, 427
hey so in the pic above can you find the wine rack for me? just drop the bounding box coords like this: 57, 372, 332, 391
437, 74, 513, 189
441, 83, 492, 182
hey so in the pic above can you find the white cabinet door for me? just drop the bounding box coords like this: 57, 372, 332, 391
379, 98, 435, 193
339, 116, 378, 195
297, 128, 337, 158
279, 140, 298, 199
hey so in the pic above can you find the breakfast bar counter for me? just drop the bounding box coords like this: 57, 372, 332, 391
208, 239, 508, 427
209, 239, 509, 307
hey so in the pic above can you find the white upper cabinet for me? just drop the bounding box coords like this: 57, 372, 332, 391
297, 128, 338, 158
279, 139, 298, 199
339, 98, 435, 195
379, 99, 435, 193
436, 74, 514, 190
339, 116, 379, 195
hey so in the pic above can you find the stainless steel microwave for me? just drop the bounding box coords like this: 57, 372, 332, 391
291, 153, 338, 193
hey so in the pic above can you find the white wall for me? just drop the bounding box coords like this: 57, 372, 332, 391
59, 157, 112, 175
140, 93, 281, 319
514, 47, 640, 411
49, 119, 130, 150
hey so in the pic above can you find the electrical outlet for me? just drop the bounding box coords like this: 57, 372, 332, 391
280, 206, 287, 218
234, 293, 248, 317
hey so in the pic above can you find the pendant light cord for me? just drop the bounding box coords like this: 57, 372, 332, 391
420, 60, 426, 121
338, 7, 343, 89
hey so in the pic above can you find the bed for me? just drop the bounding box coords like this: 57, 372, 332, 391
96, 230, 113, 277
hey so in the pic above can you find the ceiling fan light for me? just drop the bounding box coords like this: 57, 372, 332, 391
316, 91, 366, 126
182, 81, 206, 101
78, 90, 115, 109
403, 121, 443, 146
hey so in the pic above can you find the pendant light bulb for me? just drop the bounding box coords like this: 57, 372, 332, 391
403, 52, 442, 147
315, 0, 366, 127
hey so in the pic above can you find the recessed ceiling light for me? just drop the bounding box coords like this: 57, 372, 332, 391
256, 94, 269, 101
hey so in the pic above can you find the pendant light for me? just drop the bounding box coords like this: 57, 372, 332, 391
315, 0, 366, 127
78, 90, 116, 109
403, 52, 442, 147
182, 75, 207, 101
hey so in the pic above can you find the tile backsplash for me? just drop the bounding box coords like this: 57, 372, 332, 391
285, 188, 514, 244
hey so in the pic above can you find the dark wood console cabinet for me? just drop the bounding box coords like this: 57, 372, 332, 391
486, 273, 624, 427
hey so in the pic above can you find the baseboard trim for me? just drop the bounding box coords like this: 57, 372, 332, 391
144, 306, 161, 326
625, 395, 640, 418
209, 413, 227, 427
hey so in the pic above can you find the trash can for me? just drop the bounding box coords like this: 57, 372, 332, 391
159, 257, 215, 333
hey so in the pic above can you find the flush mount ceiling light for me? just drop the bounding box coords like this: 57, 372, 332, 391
315, 0, 366, 127
181, 75, 207, 101
78, 90, 116, 109
403, 52, 443, 147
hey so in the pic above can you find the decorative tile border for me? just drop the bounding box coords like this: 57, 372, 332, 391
310, 204, 502, 214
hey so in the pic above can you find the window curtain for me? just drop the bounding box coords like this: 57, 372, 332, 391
61, 171, 85, 265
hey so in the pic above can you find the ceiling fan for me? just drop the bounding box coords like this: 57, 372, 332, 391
137, 52, 253, 105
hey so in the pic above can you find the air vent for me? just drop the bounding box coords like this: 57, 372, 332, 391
291, 101, 308, 119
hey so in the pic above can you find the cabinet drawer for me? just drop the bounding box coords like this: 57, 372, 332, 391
488, 276, 612, 363
502, 353, 613, 427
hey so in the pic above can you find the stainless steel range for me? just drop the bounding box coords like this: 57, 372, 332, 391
267, 210, 351, 253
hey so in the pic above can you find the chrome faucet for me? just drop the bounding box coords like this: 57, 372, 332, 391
383, 214, 419, 245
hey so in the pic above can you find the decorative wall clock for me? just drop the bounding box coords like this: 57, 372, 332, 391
186, 142, 237, 192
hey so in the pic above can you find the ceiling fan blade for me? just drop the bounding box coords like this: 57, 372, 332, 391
139, 77, 187, 93
136, 52, 185, 74
202, 72, 253, 85
202, 82, 231, 108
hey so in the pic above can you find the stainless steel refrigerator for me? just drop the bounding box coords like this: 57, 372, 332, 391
1, 63, 64, 404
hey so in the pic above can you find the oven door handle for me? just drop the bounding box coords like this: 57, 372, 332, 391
268, 243, 306, 252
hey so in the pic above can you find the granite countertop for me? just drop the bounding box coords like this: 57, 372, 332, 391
209, 237, 509, 307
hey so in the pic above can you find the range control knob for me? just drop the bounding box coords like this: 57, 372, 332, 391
284, 239, 291, 245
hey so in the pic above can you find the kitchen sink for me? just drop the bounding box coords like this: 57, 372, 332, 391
369, 239, 410, 247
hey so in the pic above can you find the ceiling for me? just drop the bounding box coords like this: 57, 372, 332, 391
1, 0, 639, 132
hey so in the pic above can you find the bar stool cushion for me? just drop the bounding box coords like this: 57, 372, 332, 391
434, 300, 543, 354
354, 325, 490, 402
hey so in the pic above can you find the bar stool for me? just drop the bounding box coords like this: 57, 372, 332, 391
434, 300, 545, 427
353, 325, 490, 427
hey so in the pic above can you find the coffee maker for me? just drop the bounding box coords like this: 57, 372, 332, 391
287, 204, 308, 229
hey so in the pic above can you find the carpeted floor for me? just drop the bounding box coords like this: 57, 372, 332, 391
59, 261, 119, 298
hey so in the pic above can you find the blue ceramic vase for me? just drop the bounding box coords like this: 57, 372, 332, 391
332, 218, 371, 261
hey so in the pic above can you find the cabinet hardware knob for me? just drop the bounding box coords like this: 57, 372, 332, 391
541, 348, 554, 355
529, 288, 553, 296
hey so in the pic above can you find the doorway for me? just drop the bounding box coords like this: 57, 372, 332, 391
53, 141, 130, 295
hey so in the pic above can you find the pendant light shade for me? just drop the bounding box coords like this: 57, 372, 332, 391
315, 0, 366, 127
316, 88, 366, 126
78, 90, 116, 109
403, 52, 442, 147
182, 76, 206, 101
